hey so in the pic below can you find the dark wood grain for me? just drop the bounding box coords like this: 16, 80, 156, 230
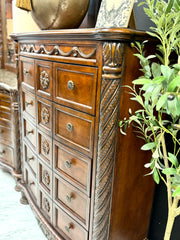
14, 28, 156, 240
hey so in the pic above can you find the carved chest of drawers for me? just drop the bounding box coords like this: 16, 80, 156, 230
12, 29, 155, 240
0, 69, 21, 180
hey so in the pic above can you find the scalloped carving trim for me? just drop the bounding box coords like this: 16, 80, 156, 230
20, 44, 96, 59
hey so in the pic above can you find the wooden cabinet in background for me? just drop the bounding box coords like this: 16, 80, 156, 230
11, 28, 155, 240
0, 69, 21, 183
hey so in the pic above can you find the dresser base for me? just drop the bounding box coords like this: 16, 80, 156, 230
18, 181, 64, 240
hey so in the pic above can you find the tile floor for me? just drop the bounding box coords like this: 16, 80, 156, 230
0, 169, 47, 240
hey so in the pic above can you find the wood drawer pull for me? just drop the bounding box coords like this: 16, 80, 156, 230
0, 150, 5, 155
67, 80, 75, 90
64, 223, 73, 233
65, 160, 72, 169
28, 156, 34, 161
23, 68, 29, 75
26, 130, 34, 135
29, 181, 35, 186
0, 129, 3, 134
66, 123, 73, 132
25, 101, 33, 107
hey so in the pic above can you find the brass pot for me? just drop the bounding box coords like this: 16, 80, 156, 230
31, 0, 90, 30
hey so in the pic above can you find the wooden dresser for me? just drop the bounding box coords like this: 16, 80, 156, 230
11, 28, 155, 240
0, 69, 21, 181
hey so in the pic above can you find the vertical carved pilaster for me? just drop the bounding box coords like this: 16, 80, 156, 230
92, 42, 125, 240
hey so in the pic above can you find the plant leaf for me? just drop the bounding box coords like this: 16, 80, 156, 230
162, 168, 177, 175
153, 168, 160, 184
141, 142, 157, 151
172, 186, 180, 197
156, 94, 167, 110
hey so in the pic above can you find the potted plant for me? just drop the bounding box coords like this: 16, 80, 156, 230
119, 0, 180, 239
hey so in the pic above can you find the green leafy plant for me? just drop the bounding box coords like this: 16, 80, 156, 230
119, 0, 180, 239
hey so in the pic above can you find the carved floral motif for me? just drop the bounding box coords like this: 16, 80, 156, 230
41, 107, 50, 124
42, 170, 50, 186
40, 71, 49, 89
42, 139, 50, 155
43, 197, 50, 213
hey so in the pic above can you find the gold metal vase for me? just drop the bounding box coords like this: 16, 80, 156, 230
30, 0, 90, 30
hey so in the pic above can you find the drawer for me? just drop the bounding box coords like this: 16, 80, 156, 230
22, 89, 36, 122
23, 118, 37, 150
23, 142, 37, 176
35, 60, 53, 100
39, 160, 52, 195
53, 205, 88, 240
53, 63, 97, 115
0, 93, 11, 108
54, 141, 91, 195
24, 167, 37, 202
0, 125, 12, 145
37, 96, 52, 136
0, 106, 11, 121
0, 143, 13, 166
38, 130, 52, 166
54, 174, 90, 228
53, 104, 94, 158
20, 57, 35, 91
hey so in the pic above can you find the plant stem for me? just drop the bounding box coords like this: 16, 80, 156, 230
161, 134, 172, 208
164, 198, 179, 240
164, 209, 174, 240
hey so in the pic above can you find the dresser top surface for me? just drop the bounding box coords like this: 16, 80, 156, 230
0, 69, 17, 91
10, 28, 151, 42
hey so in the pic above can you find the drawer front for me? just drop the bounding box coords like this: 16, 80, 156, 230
54, 141, 91, 195
20, 57, 35, 91
39, 160, 52, 195
38, 130, 52, 166
38, 188, 52, 222
54, 104, 94, 157
0, 143, 13, 166
24, 142, 37, 176
23, 118, 37, 150
54, 205, 88, 240
35, 60, 53, 100
0, 93, 11, 108
0, 106, 11, 121
0, 125, 12, 145
24, 167, 37, 202
53, 63, 97, 115
54, 175, 90, 228
22, 89, 36, 122
37, 96, 52, 136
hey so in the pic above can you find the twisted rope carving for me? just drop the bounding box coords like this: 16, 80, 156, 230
92, 42, 125, 240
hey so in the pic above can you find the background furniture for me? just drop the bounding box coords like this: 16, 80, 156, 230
12, 28, 155, 240
0, 69, 21, 183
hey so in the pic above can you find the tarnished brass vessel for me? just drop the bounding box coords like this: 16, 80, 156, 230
31, 0, 90, 29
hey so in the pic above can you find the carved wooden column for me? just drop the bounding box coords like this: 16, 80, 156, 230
92, 42, 125, 240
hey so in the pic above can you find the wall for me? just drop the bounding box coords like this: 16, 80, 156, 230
12, 0, 39, 33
